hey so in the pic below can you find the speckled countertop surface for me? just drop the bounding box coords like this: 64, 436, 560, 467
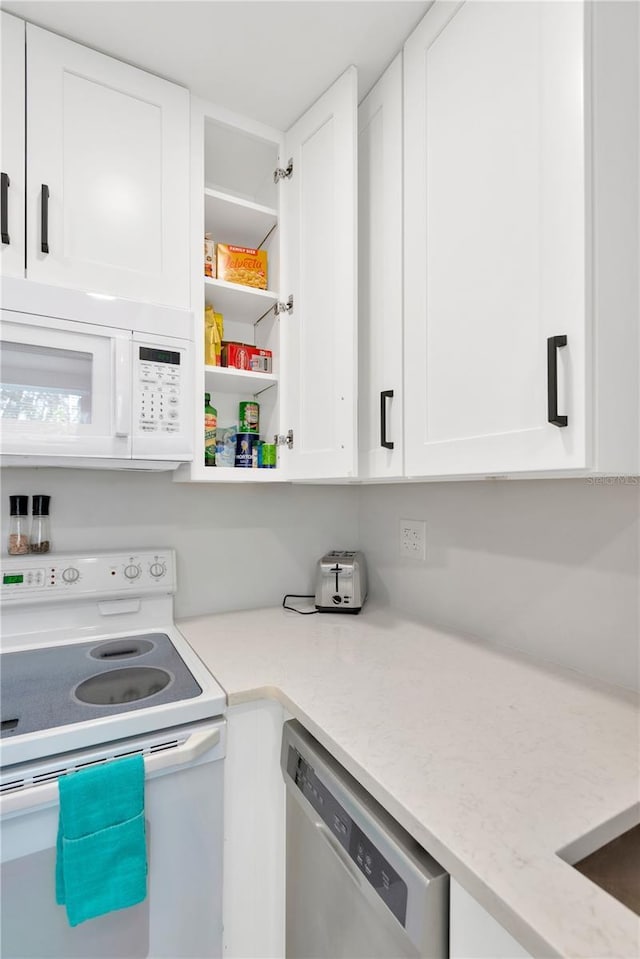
177, 604, 640, 959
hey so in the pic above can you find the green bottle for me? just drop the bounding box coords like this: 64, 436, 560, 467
204, 392, 217, 467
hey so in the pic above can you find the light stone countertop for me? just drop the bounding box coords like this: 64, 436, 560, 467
177, 604, 640, 959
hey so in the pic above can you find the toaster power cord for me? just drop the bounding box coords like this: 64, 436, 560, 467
282, 594, 318, 615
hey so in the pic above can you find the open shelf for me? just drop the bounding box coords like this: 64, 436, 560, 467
204, 277, 278, 324
204, 365, 277, 395
204, 189, 277, 249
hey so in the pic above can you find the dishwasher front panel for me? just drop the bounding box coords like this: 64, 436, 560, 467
286, 795, 419, 959
281, 720, 448, 959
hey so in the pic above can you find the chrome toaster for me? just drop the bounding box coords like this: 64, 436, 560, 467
314, 550, 367, 614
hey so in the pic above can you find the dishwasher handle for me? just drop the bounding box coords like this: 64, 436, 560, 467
315, 819, 362, 888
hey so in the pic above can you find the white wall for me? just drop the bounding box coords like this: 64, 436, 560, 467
3, 469, 638, 691
0, 469, 360, 619
358, 479, 640, 691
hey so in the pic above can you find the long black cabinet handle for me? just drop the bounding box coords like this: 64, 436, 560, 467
380, 389, 394, 449
1, 173, 9, 245
41, 184, 50, 254
547, 335, 568, 427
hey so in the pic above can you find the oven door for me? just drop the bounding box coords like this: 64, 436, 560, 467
0, 310, 132, 459
0, 719, 225, 959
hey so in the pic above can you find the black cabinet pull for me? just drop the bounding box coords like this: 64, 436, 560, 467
41, 184, 50, 254
380, 389, 394, 449
1, 173, 9, 245
547, 335, 568, 427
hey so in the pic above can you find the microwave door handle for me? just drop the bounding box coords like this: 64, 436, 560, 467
114, 338, 131, 438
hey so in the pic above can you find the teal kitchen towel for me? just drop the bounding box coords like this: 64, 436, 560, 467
56, 754, 147, 927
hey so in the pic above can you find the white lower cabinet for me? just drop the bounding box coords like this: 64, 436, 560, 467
178, 68, 359, 484
24, 24, 190, 307
402, 0, 639, 480
358, 55, 404, 480
450, 880, 533, 959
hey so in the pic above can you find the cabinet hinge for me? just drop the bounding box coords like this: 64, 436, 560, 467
275, 429, 294, 450
274, 295, 294, 316
273, 158, 293, 183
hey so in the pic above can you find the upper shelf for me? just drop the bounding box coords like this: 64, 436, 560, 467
204, 189, 277, 249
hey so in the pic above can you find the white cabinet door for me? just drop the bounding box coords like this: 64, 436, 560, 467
26, 24, 190, 308
358, 55, 404, 480
450, 880, 533, 959
404, 1, 587, 477
280, 66, 357, 480
0, 12, 25, 279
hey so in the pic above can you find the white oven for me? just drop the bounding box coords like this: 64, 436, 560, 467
1, 720, 225, 959
0, 278, 193, 469
0, 549, 227, 959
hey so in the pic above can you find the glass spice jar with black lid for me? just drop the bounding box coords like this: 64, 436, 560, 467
30, 494, 52, 554
8, 495, 30, 555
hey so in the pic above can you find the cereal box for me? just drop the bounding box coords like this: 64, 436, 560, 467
204, 234, 216, 278
217, 244, 267, 290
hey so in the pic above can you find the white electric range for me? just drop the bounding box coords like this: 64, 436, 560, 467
0, 549, 227, 959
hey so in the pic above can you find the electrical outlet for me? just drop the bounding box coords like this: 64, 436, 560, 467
399, 519, 426, 560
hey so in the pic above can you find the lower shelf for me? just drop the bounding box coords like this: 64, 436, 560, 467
174, 464, 285, 483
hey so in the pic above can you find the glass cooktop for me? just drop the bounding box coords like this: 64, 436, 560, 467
0, 633, 202, 739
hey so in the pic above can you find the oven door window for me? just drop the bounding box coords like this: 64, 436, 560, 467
1, 341, 93, 426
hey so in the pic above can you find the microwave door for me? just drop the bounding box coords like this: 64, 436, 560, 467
0, 310, 132, 459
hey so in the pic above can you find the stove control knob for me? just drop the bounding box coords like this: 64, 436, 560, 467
62, 567, 80, 583
124, 563, 142, 580
149, 562, 166, 579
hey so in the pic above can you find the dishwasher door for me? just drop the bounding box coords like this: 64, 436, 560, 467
281, 721, 448, 959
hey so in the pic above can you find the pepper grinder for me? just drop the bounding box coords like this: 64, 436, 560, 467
8, 495, 30, 555
30, 494, 51, 554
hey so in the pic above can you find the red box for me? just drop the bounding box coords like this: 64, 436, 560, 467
222, 342, 273, 373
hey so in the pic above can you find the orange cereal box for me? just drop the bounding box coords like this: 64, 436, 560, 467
216, 244, 267, 290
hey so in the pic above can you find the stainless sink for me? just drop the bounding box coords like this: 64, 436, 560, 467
572, 824, 640, 916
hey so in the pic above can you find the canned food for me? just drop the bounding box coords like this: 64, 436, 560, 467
235, 433, 257, 468
260, 443, 277, 468
239, 401, 259, 433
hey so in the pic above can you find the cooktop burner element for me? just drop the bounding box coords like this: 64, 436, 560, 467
0, 633, 202, 739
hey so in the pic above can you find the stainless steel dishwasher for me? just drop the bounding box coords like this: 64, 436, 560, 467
281, 721, 449, 959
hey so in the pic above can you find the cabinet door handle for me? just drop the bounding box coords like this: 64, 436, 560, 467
1, 173, 9, 244
547, 335, 568, 427
41, 184, 50, 254
380, 389, 394, 449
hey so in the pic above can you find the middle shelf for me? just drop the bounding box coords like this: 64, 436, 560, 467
204, 365, 278, 395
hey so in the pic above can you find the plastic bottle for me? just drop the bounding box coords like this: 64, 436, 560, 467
8, 495, 29, 555
30, 495, 51, 554
204, 393, 218, 467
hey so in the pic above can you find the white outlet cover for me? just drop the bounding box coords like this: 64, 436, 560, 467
399, 519, 426, 560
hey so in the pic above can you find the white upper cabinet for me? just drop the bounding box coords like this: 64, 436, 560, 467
404, 1, 587, 477
25, 25, 190, 308
403, 0, 639, 478
280, 66, 358, 480
0, 13, 25, 279
358, 54, 404, 480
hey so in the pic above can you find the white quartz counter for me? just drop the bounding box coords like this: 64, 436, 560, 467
177, 604, 640, 959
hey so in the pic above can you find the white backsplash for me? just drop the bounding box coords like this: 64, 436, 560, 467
359, 479, 640, 691
0, 469, 360, 619
2, 469, 638, 690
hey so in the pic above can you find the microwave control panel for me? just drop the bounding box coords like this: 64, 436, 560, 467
136, 346, 182, 435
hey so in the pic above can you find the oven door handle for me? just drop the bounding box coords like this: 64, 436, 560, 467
0, 727, 222, 816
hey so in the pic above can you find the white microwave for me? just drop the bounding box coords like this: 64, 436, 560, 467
0, 279, 193, 469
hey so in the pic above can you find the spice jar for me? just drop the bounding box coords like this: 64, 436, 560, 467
29, 494, 51, 554
8, 495, 29, 555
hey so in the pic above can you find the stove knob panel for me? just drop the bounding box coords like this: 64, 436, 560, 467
62, 567, 80, 584
149, 562, 166, 579
124, 563, 142, 581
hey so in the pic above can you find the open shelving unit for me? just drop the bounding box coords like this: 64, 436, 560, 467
176, 104, 285, 483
